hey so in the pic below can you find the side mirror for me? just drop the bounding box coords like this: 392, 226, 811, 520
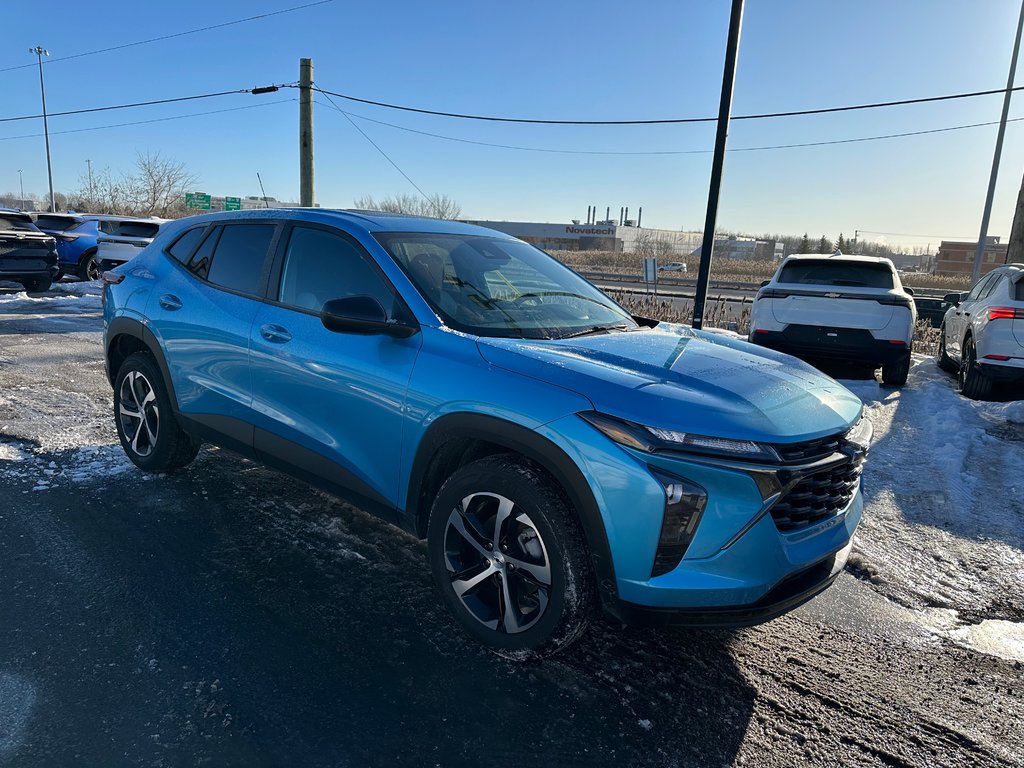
320, 295, 417, 338
760, 279, 770, 287
943, 292, 962, 306
904, 287, 915, 296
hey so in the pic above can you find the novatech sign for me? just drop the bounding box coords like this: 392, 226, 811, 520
565, 226, 614, 236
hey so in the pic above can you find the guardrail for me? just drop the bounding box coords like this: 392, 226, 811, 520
578, 270, 950, 299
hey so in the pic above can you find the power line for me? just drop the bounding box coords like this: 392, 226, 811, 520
310, 84, 1024, 126
0, 0, 336, 74
327, 104, 1024, 156
0, 87, 275, 123
0, 99, 294, 142
318, 92, 440, 215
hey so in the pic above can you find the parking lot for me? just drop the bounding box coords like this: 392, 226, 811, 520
1, 281, 1022, 768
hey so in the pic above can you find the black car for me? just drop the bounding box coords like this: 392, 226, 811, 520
0, 210, 59, 292
912, 296, 952, 328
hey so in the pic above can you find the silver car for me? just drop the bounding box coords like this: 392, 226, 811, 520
937, 263, 1024, 399
96, 218, 166, 271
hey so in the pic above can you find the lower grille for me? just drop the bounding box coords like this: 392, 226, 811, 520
770, 454, 864, 532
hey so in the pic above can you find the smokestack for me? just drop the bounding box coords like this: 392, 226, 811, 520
586, 205, 591, 224
606, 206, 610, 222
619, 207, 624, 225
591, 204, 596, 224
637, 207, 642, 227
625, 207, 629, 226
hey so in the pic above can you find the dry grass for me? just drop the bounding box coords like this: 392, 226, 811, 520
555, 249, 972, 292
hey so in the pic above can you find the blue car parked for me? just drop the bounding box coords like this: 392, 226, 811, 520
102, 209, 870, 657
34, 213, 159, 281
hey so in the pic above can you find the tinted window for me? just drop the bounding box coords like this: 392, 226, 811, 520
0, 215, 39, 232
187, 227, 220, 280
965, 273, 996, 302
279, 227, 394, 313
167, 227, 206, 263
978, 275, 1004, 301
206, 224, 275, 295
777, 259, 894, 289
98, 220, 160, 238
1015, 278, 1024, 302
34, 215, 78, 231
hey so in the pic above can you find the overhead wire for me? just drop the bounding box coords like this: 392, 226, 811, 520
317, 91, 442, 216
0, 0, 336, 74
309, 84, 1024, 126
0, 99, 295, 141
322, 102, 1024, 156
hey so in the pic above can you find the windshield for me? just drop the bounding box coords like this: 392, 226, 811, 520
778, 259, 894, 289
375, 233, 637, 339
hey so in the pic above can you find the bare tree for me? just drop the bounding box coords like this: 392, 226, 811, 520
70, 152, 198, 217
352, 192, 461, 220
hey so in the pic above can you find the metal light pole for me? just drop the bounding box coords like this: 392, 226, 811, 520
971, 0, 1024, 284
29, 46, 56, 213
18, 170, 25, 204
692, 0, 745, 329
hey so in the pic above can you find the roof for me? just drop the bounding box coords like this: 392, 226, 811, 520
781, 253, 894, 265
169, 208, 511, 238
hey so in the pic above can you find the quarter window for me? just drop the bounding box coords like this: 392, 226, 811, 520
965, 274, 996, 302
205, 224, 275, 295
167, 227, 206, 263
977, 274, 1004, 301
278, 227, 395, 314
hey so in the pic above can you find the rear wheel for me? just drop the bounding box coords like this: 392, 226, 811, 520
77, 251, 100, 281
937, 325, 958, 373
881, 348, 911, 386
427, 455, 594, 659
114, 352, 200, 472
958, 336, 992, 400
19, 277, 52, 293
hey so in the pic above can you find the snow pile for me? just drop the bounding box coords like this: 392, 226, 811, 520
838, 356, 1024, 622
0, 281, 101, 314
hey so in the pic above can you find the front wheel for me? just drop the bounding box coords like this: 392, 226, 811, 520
958, 336, 992, 400
114, 352, 200, 472
427, 455, 594, 659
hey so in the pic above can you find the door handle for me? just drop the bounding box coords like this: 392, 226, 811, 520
158, 294, 182, 311
260, 324, 292, 343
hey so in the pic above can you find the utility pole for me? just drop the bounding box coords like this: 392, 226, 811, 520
299, 57, 314, 207
971, 0, 1024, 283
1008, 172, 1024, 264
17, 170, 24, 204
29, 46, 56, 213
692, 0, 744, 329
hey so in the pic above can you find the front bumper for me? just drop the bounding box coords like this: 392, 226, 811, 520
607, 541, 850, 627
751, 327, 908, 365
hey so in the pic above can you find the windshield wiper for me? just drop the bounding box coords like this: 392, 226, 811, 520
557, 323, 635, 340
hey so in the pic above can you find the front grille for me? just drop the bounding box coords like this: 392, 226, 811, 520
770, 453, 864, 532
773, 432, 844, 464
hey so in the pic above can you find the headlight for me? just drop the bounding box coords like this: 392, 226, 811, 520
579, 412, 781, 463
844, 415, 873, 451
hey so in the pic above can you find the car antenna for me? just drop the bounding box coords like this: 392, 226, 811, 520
256, 172, 270, 208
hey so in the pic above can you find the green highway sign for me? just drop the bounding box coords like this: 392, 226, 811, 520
224, 196, 242, 211
185, 192, 211, 210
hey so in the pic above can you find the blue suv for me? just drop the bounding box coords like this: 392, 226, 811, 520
102, 209, 871, 657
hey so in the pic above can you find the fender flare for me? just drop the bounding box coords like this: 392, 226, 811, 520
406, 412, 619, 606
105, 317, 181, 413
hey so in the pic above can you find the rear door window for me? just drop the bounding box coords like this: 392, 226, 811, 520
777, 259, 894, 289
205, 224, 276, 296
965, 274, 996, 302
167, 227, 207, 263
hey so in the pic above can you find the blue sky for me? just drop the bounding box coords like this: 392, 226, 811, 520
2, 0, 1023, 250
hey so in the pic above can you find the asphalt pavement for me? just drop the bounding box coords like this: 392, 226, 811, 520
0, 283, 1021, 768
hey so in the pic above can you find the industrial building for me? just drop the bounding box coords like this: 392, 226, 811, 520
935, 237, 1008, 277
462, 219, 702, 256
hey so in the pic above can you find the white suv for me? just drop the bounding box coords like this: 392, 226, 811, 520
749, 253, 916, 385
937, 263, 1024, 399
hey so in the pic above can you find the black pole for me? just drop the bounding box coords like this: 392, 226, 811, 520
692, 0, 744, 329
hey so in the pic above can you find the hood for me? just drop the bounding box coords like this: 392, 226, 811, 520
476, 325, 862, 443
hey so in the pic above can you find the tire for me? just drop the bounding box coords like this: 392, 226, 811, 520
427, 454, 594, 659
20, 277, 52, 293
77, 251, 100, 281
958, 336, 992, 400
881, 349, 911, 386
937, 325, 958, 373
113, 352, 200, 472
